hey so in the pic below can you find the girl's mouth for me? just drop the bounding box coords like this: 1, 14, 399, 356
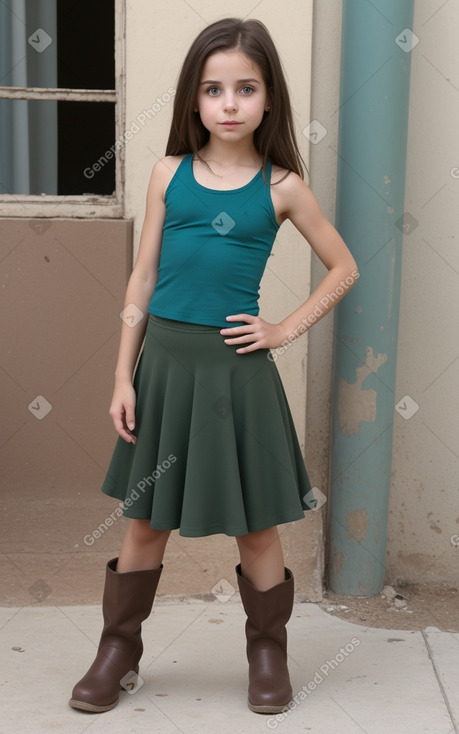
220, 121, 242, 127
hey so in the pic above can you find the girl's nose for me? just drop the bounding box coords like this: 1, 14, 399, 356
223, 95, 237, 112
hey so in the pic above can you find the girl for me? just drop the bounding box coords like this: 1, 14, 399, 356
69, 17, 358, 716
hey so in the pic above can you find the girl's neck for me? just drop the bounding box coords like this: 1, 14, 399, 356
198, 137, 261, 170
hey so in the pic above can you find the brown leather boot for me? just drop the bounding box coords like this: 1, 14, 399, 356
236, 563, 294, 713
69, 557, 162, 712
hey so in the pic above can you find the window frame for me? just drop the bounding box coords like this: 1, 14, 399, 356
0, 0, 125, 218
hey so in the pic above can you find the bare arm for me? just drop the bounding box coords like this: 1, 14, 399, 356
277, 173, 359, 339
222, 173, 359, 353
109, 158, 169, 441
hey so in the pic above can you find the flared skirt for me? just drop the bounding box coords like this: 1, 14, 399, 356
101, 315, 314, 536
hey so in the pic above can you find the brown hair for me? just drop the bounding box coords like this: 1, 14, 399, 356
165, 18, 307, 181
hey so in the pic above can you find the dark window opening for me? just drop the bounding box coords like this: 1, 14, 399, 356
57, 0, 115, 195
0, 0, 116, 197
56, 0, 115, 90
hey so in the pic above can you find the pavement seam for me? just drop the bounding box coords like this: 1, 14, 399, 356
421, 629, 459, 734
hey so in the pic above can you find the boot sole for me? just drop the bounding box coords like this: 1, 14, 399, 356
68, 665, 141, 713
68, 697, 119, 713
248, 697, 291, 714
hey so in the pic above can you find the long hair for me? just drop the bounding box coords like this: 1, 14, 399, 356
165, 18, 307, 181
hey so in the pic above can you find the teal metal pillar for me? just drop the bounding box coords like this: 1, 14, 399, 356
328, 0, 415, 595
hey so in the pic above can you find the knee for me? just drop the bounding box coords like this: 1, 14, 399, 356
236, 526, 279, 553
128, 519, 171, 546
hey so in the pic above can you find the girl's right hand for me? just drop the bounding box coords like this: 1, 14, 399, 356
109, 380, 137, 444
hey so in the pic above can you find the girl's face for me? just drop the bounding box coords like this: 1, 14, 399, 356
196, 49, 269, 144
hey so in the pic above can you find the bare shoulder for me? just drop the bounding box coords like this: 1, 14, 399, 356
270, 164, 313, 222
148, 155, 188, 200
158, 154, 188, 176
270, 164, 308, 191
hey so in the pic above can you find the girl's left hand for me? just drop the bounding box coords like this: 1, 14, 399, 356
220, 314, 288, 354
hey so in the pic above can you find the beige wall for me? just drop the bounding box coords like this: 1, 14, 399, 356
3, 0, 454, 610
123, 0, 323, 599
308, 0, 459, 586
0, 218, 134, 606
387, 1, 459, 584
0, 0, 322, 608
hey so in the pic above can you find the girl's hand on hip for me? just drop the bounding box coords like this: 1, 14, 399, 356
109, 380, 137, 444
221, 314, 288, 354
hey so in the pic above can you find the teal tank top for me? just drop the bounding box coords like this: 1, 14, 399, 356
148, 153, 280, 328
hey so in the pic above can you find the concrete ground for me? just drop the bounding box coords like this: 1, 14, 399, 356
1, 597, 458, 734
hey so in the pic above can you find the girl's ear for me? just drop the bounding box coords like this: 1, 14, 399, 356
265, 87, 273, 111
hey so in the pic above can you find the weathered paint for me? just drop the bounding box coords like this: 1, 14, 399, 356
330, 551, 345, 578
327, 0, 414, 596
346, 508, 368, 543
338, 347, 387, 436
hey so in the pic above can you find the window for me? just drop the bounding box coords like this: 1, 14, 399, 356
0, 0, 125, 217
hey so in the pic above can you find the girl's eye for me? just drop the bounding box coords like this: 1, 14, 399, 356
204, 85, 254, 96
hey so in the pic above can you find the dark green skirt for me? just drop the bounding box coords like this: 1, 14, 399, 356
101, 315, 313, 536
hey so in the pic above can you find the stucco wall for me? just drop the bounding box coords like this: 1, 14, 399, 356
1, 1, 456, 610
122, 0, 323, 599
308, 0, 459, 587
386, 1, 459, 584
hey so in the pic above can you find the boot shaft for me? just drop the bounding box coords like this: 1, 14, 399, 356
235, 564, 294, 642
101, 558, 163, 644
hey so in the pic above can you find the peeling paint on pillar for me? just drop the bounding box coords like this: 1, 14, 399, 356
327, 0, 414, 596
331, 551, 345, 577
338, 347, 387, 436
346, 508, 368, 542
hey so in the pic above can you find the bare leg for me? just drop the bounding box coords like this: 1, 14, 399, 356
117, 519, 171, 572
236, 526, 285, 590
